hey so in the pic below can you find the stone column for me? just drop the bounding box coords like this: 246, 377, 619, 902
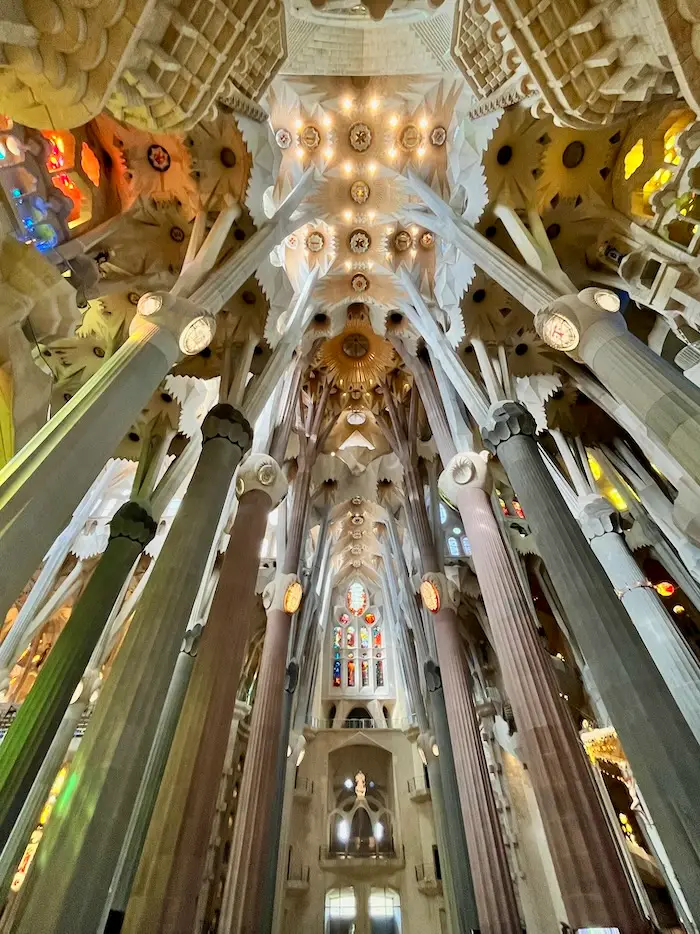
580, 496, 700, 746
537, 289, 700, 487
422, 574, 522, 933
482, 401, 700, 921
218, 572, 299, 934
9, 404, 252, 934
103, 630, 200, 931
0, 500, 156, 850
425, 661, 480, 934
122, 457, 286, 934
0, 296, 214, 622
440, 454, 645, 931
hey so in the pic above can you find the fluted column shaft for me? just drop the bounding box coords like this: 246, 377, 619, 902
483, 402, 700, 920
123, 486, 274, 934
0, 320, 177, 621
9, 405, 252, 934
454, 482, 644, 931
0, 501, 156, 849
581, 499, 700, 745
430, 600, 521, 933
219, 604, 291, 934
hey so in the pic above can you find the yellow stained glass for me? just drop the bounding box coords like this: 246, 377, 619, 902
623, 139, 644, 179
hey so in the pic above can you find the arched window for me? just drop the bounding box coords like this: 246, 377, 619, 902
331, 608, 388, 695
447, 536, 459, 556
325, 887, 356, 934
461, 536, 471, 556
347, 580, 368, 615
369, 888, 401, 933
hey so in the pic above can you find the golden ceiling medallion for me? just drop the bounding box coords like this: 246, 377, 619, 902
283, 580, 303, 614
350, 179, 371, 204
430, 126, 447, 147
399, 124, 422, 151
300, 125, 321, 150
317, 303, 396, 394
349, 122, 372, 152
349, 229, 371, 253
420, 231, 435, 249
394, 229, 412, 252
351, 273, 369, 292
420, 580, 440, 613
306, 230, 325, 252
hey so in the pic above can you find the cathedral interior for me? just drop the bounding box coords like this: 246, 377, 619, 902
4, 0, 700, 932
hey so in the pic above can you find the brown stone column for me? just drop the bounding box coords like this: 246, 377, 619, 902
427, 584, 522, 934
441, 452, 645, 932
122, 456, 287, 934
218, 593, 293, 934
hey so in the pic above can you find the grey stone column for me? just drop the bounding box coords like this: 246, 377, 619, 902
122, 458, 284, 934
483, 401, 700, 921
425, 661, 480, 933
8, 404, 252, 934
0, 298, 212, 622
0, 501, 156, 849
580, 496, 700, 745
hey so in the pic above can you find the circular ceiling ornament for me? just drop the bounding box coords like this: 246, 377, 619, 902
179, 315, 216, 356
420, 579, 441, 613
351, 273, 369, 293
349, 122, 372, 152
430, 126, 447, 147
394, 229, 413, 252
351, 515, 365, 525
342, 333, 370, 359
351, 530, 363, 539
351, 545, 362, 555
399, 125, 422, 152
300, 125, 321, 151
540, 312, 580, 352
350, 179, 370, 204
306, 230, 325, 253
349, 229, 371, 253
419, 231, 435, 249
286, 233, 299, 250
147, 144, 171, 172
351, 496, 363, 505
352, 560, 362, 568
170, 225, 185, 243
275, 128, 293, 149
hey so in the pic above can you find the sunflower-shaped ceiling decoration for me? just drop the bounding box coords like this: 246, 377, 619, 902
506, 329, 555, 377
92, 115, 199, 217
186, 112, 253, 210
459, 273, 530, 343
77, 291, 141, 345
114, 385, 182, 461
536, 122, 625, 212
317, 302, 397, 397
482, 105, 544, 209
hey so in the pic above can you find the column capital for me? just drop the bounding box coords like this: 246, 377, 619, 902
130, 292, 216, 356
109, 501, 157, 547
201, 404, 253, 454
421, 572, 459, 613
181, 621, 204, 657
263, 572, 302, 615
439, 451, 491, 504
482, 401, 536, 453
578, 495, 621, 540
534, 287, 627, 359
235, 453, 287, 508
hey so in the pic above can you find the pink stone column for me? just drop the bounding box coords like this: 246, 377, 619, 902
428, 588, 522, 933
122, 454, 287, 934
440, 452, 646, 932
218, 595, 293, 934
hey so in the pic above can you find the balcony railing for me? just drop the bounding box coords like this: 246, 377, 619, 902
320, 841, 402, 861
308, 715, 418, 730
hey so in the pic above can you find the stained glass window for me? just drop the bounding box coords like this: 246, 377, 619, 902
439, 503, 447, 524
347, 581, 368, 616
333, 625, 342, 649
360, 625, 370, 650
512, 500, 525, 519
333, 654, 341, 687
348, 656, 356, 687
447, 537, 459, 556
361, 658, 369, 687
375, 656, 385, 687
373, 624, 382, 649
346, 626, 356, 648
461, 536, 471, 556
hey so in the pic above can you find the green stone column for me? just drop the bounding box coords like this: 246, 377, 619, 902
9, 404, 252, 934
0, 501, 156, 850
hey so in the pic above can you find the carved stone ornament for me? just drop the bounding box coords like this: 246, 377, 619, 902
350, 179, 371, 204
351, 545, 363, 555
179, 315, 217, 356
482, 401, 537, 455
393, 229, 413, 252
275, 128, 293, 149
351, 496, 363, 505
347, 410, 366, 425
578, 494, 620, 541
109, 501, 158, 547
351, 273, 369, 293
351, 515, 364, 525
439, 451, 491, 507
286, 233, 299, 250
349, 122, 372, 152
419, 231, 435, 249
349, 229, 371, 253
201, 404, 253, 458
300, 125, 321, 150
181, 621, 204, 657
170, 225, 186, 242
147, 143, 171, 172
351, 529, 363, 539
306, 230, 325, 253
430, 126, 447, 147
352, 560, 362, 568
399, 125, 422, 151
234, 453, 287, 507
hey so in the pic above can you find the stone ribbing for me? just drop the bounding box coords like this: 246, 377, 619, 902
432, 605, 522, 933
10, 405, 252, 934
0, 501, 156, 850
483, 401, 700, 921
123, 489, 272, 934
458, 485, 644, 931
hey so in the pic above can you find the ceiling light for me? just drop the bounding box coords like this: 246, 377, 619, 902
673, 604, 686, 614
431, 743, 440, 757
387, 147, 397, 159
324, 146, 334, 160
367, 161, 377, 175
410, 225, 419, 235
295, 146, 304, 159
344, 778, 354, 789
369, 97, 380, 111
343, 209, 352, 222
341, 97, 353, 111
419, 116, 429, 130
337, 820, 350, 843
417, 145, 426, 158
294, 118, 303, 130
368, 210, 375, 221
343, 160, 353, 175
374, 822, 384, 841
389, 114, 399, 128
322, 114, 332, 128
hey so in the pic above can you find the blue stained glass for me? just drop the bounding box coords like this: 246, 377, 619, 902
447, 536, 459, 556
461, 536, 471, 556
